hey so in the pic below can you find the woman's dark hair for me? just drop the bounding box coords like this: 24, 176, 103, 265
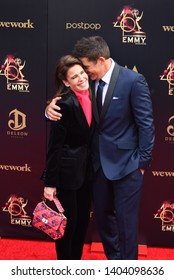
54, 55, 83, 96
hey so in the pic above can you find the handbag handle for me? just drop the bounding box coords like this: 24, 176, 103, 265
44, 197, 64, 213
53, 197, 64, 213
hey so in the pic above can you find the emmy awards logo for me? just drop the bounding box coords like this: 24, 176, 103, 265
2, 194, 32, 227
0, 55, 30, 92
160, 60, 174, 95
154, 201, 174, 232
113, 6, 146, 45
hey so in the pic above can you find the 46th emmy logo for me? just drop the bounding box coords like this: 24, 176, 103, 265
0, 55, 30, 92
113, 6, 146, 45
154, 201, 174, 232
2, 195, 32, 227
160, 60, 174, 95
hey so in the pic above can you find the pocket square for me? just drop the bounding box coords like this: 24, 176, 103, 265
112, 96, 119, 100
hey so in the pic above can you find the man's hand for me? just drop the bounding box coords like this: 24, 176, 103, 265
46, 96, 62, 121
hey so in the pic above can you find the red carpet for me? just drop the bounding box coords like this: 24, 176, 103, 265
0, 238, 173, 260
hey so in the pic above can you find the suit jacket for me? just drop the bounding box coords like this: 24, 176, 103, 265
91, 62, 155, 180
43, 90, 92, 190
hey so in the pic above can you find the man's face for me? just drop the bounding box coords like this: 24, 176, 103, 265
80, 57, 104, 81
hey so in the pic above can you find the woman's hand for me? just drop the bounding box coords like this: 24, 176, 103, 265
44, 187, 56, 201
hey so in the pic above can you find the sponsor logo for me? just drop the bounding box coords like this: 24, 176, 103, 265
65, 22, 101, 30
0, 55, 30, 92
162, 26, 174, 32
0, 163, 31, 172
152, 170, 174, 177
7, 108, 28, 139
125, 65, 138, 72
113, 5, 146, 45
164, 115, 174, 144
154, 201, 174, 232
0, 19, 34, 29
160, 60, 174, 95
2, 195, 32, 227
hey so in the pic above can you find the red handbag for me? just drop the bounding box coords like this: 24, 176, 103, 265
32, 197, 67, 240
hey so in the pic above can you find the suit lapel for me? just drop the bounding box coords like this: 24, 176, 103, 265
91, 63, 120, 125
91, 81, 100, 123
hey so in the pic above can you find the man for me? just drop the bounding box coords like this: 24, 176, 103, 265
46, 36, 155, 260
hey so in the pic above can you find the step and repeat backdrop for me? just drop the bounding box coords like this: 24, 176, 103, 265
0, 0, 174, 247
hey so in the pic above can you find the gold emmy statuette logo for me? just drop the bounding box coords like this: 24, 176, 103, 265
0, 55, 30, 92
113, 6, 146, 45
154, 201, 174, 232
160, 60, 174, 95
8, 109, 26, 131
2, 195, 32, 227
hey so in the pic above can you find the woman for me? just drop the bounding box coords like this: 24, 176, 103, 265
43, 55, 92, 260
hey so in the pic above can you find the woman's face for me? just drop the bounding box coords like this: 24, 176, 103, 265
64, 64, 89, 92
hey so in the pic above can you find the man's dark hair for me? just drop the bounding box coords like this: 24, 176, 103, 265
72, 36, 110, 62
